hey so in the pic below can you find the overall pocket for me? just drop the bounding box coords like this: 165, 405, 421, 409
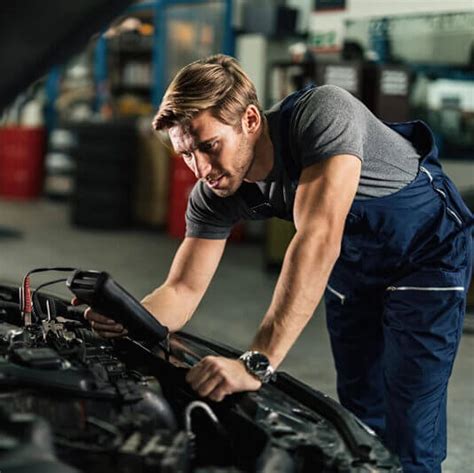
420, 166, 470, 228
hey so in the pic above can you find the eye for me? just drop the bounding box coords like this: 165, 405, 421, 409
200, 141, 218, 153
181, 151, 193, 160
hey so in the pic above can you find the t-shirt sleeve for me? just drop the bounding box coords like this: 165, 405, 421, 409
291, 85, 365, 168
185, 181, 242, 239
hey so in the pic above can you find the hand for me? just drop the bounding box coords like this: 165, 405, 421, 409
185, 356, 262, 402
71, 297, 128, 338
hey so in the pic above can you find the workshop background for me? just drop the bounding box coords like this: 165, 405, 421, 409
0, 1, 473, 471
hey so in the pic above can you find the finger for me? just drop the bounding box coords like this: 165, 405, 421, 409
71, 297, 88, 307
84, 308, 117, 325
208, 380, 229, 402
197, 373, 224, 398
90, 321, 124, 332
186, 360, 210, 384
94, 329, 128, 339
191, 365, 220, 392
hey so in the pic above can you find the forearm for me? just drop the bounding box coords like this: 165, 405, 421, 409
141, 237, 226, 333
141, 282, 201, 332
251, 231, 340, 367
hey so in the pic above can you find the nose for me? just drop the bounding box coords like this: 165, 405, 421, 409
192, 152, 212, 180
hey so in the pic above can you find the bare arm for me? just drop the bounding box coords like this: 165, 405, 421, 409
84, 237, 226, 336
141, 237, 226, 332
250, 154, 361, 368
184, 154, 361, 403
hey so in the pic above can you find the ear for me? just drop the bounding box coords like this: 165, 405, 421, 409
241, 105, 261, 135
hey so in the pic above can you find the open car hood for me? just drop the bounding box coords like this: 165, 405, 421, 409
0, 0, 134, 111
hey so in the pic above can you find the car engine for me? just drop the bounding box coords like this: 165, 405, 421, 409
0, 269, 402, 473
0, 286, 190, 473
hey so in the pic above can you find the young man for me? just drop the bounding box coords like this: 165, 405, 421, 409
85, 55, 472, 473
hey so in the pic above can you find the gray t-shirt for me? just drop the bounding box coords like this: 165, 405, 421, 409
185, 85, 420, 240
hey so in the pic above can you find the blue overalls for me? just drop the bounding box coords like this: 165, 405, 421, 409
277, 88, 473, 472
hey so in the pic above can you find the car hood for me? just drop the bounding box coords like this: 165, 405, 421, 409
0, 0, 134, 111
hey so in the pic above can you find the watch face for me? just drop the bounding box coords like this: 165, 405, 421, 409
247, 352, 270, 374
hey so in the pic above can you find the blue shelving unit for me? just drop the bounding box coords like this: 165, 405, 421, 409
94, 34, 109, 112
94, 0, 234, 108
46, 1, 234, 123
45, 66, 62, 131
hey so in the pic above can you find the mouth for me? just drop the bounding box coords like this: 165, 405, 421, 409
206, 175, 225, 189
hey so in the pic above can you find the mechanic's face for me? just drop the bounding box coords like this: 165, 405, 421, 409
168, 107, 260, 198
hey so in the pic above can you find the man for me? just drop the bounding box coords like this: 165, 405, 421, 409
85, 55, 472, 473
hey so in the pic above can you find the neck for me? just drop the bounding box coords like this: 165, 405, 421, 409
244, 117, 274, 182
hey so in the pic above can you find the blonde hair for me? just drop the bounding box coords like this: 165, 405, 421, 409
152, 54, 261, 132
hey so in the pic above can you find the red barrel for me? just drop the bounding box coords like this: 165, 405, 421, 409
167, 153, 197, 238
0, 127, 46, 199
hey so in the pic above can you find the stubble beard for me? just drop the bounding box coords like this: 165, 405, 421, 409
212, 134, 256, 198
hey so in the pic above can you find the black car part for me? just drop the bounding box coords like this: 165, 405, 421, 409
0, 0, 134, 111
66, 269, 169, 343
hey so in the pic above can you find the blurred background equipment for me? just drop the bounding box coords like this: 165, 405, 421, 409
43, 128, 77, 200
242, 2, 298, 37
0, 0, 473, 293
0, 127, 46, 200
0, 0, 472, 250
167, 151, 197, 238
70, 120, 137, 229
362, 64, 411, 122
134, 118, 171, 228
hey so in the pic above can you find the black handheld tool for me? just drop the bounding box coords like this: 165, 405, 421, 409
66, 270, 168, 343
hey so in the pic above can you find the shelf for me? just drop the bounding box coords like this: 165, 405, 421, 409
93, 0, 235, 111
111, 48, 152, 57
108, 35, 153, 55
112, 85, 152, 95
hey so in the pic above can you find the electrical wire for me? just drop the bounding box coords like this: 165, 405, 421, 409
32, 278, 68, 321
20, 267, 76, 323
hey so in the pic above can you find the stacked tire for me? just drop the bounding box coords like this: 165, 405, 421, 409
70, 121, 137, 229
44, 128, 77, 200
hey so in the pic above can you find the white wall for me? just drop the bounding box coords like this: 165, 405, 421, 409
293, 0, 474, 63
288, 0, 474, 23
343, 0, 473, 18
236, 1, 474, 63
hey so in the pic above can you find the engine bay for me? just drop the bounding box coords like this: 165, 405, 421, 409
0, 269, 401, 472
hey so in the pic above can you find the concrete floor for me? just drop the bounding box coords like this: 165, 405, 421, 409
0, 198, 472, 472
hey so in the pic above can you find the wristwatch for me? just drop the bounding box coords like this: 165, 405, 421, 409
239, 351, 275, 383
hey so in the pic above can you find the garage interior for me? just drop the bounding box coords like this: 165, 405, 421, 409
0, 1, 473, 472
